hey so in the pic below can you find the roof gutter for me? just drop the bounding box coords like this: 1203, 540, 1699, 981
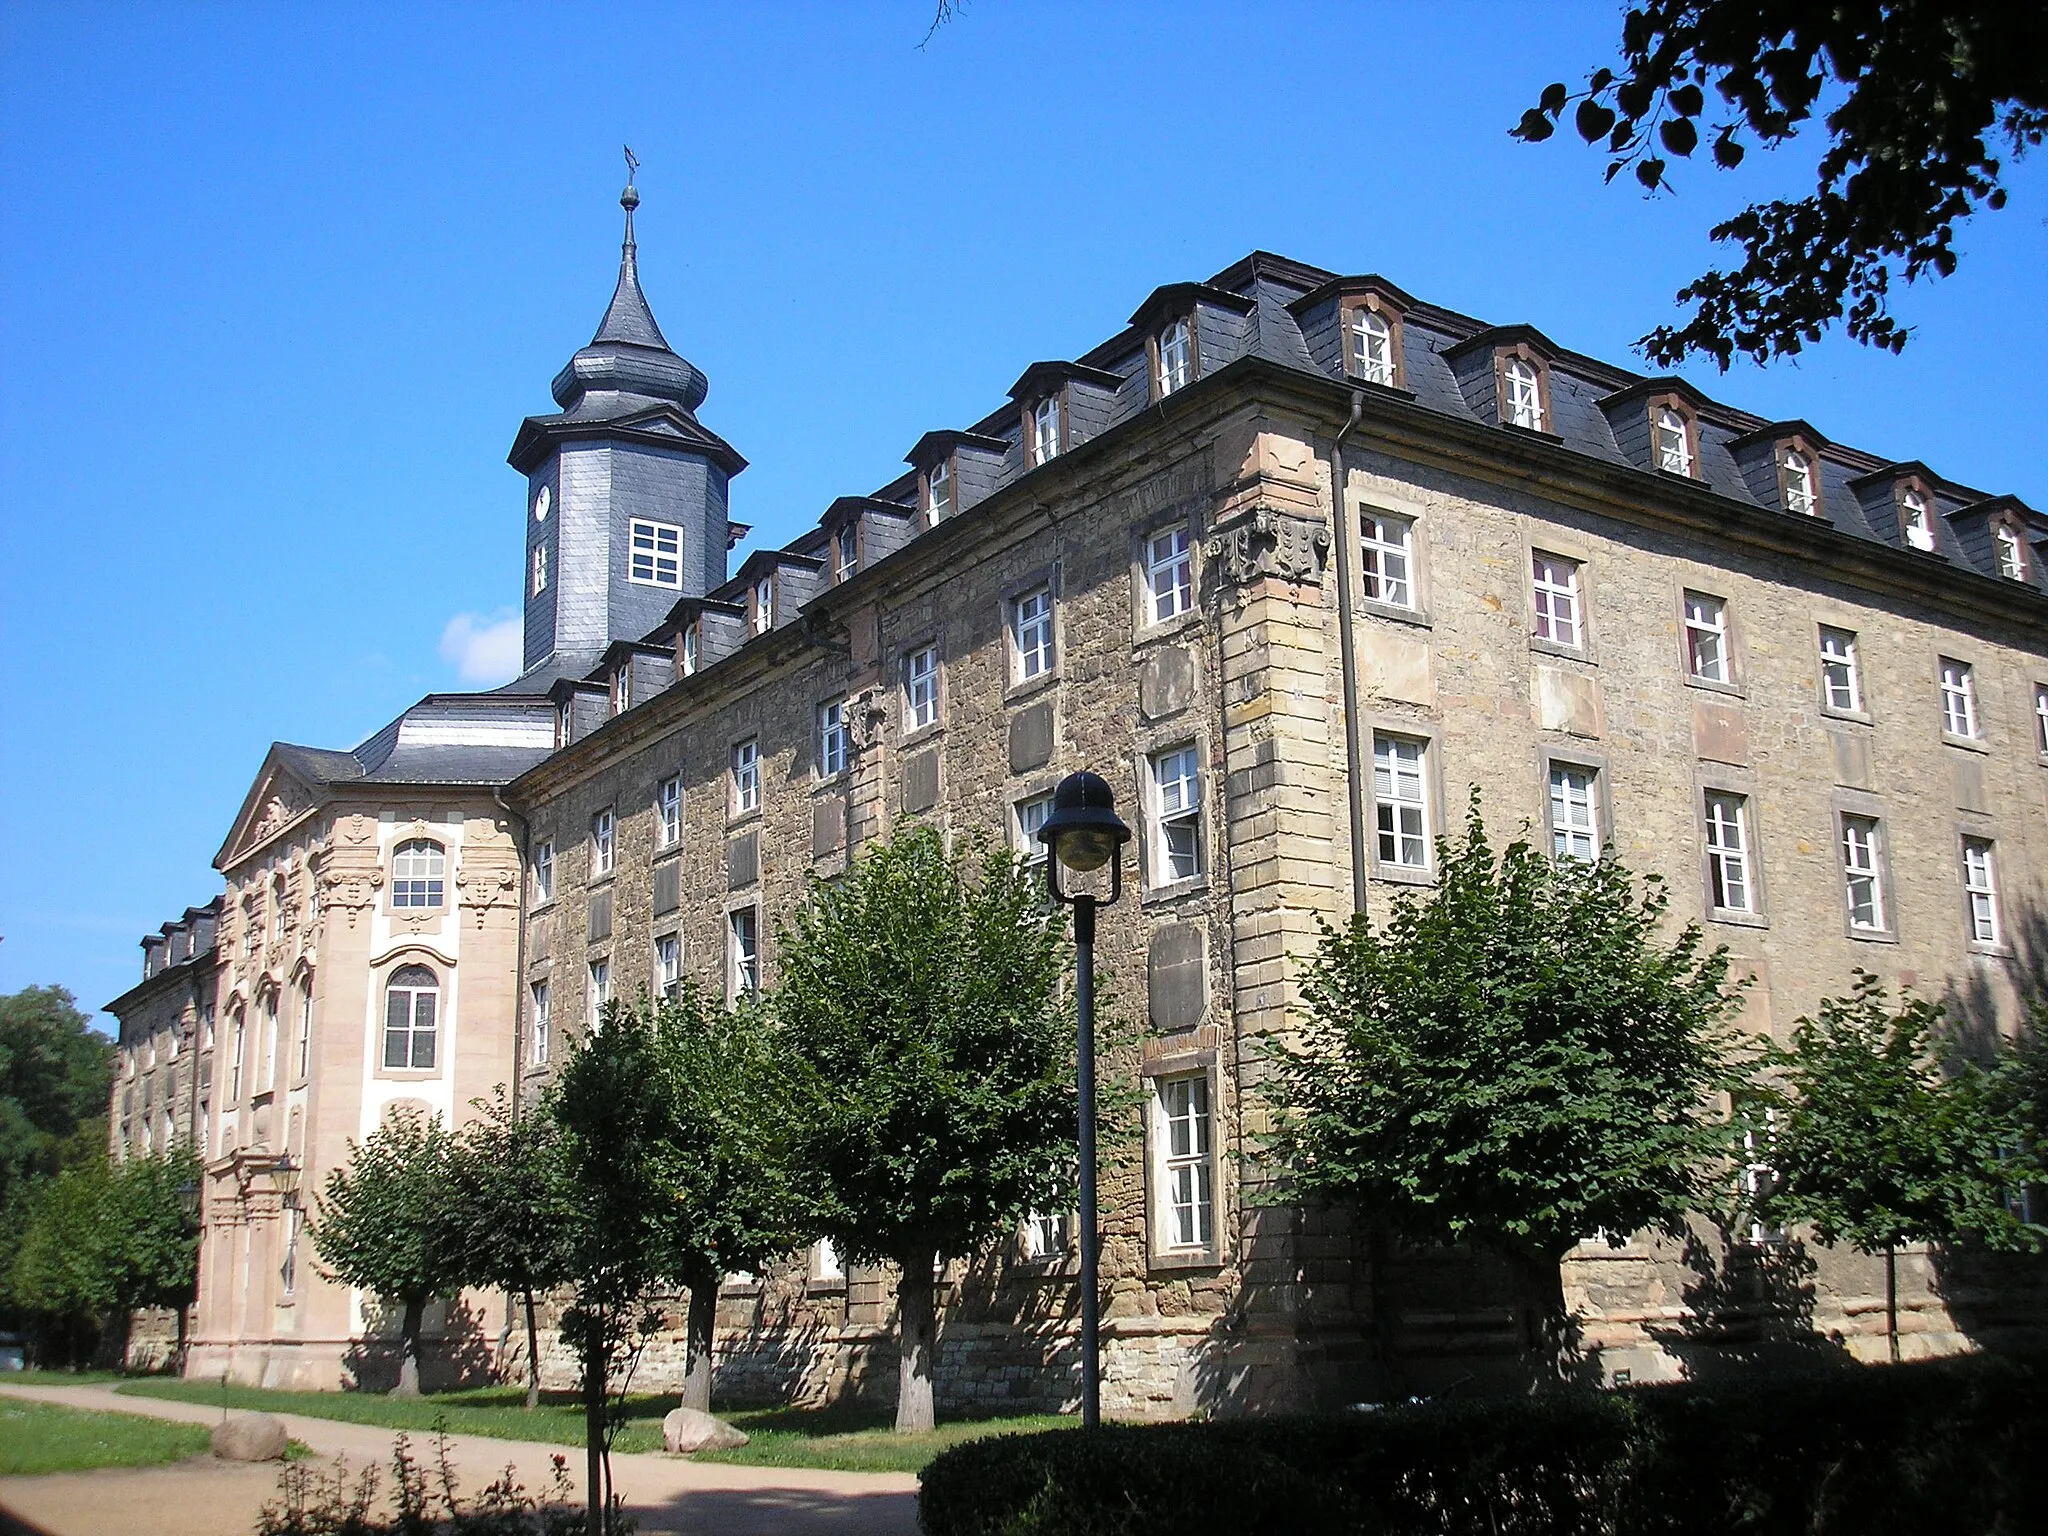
1326, 389, 1369, 917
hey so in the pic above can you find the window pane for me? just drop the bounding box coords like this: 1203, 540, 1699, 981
1373, 736, 1429, 868
1531, 554, 1580, 647
1146, 526, 1194, 624
1684, 593, 1728, 682
1705, 792, 1752, 912
1360, 513, 1412, 608
1549, 766, 1598, 860
1841, 816, 1885, 931
1014, 588, 1054, 679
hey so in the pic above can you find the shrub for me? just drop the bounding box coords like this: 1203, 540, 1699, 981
918, 1357, 2048, 1536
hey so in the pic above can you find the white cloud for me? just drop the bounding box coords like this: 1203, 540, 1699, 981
438, 610, 523, 687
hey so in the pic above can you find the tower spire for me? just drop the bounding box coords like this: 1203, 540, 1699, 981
621, 144, 640, 257
586, 149, 670, 354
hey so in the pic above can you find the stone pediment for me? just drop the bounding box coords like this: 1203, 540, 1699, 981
217, 758, 325, 871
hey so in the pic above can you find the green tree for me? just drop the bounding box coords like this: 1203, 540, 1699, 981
310, 1109, 462, 1397
1754, 973, 2044, 1361
1260, 801, 1751, 1379
444, 1089, 578, 1410
1514, 2, 2047, 367
0, 986, 113, 1210
772, 825, 1076, 1433
7, 1159, 117, 1366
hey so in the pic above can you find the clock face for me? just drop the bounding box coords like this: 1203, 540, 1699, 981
533, 484, 552, 522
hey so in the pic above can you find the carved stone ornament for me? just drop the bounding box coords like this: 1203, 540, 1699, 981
319, 867, 384, 929
454, 861, 519, 930
1204, 507, 1332, 589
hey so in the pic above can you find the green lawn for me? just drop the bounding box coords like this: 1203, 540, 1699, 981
2, 1369, 130, 1386
0, 1398, 212, 1476
116, 1379, 1070, 1474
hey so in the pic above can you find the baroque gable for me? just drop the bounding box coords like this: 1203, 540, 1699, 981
217, 756, 325, 872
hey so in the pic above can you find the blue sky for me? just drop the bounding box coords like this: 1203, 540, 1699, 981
3, 2, 2044, 1026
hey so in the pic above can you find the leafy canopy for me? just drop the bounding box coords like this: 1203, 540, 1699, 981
1514, 2, 2047, 367
773, 824, 1076, 1268
0, 986, 113, 1208
1755, 972, 2044, 1255
6, 1148, 199, 1318
1261, 800, 1752, 1265
444, 1088, 578, 1303
311, 1108, 464, 1308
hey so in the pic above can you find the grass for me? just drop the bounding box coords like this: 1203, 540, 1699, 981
2, 1368, 131, 1386
0, 1398, 212, 1476
116, 1379, 1072, 1474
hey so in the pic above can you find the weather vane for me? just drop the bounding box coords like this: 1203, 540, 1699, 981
624, 145, 640, 185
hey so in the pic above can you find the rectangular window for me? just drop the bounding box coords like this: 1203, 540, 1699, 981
1654, 407, 1694, 476
1012, 586, 1054, 682
591, 808, 615, 876
1032, 395, 1061, 465
628, 518, 683, 587
1150, 745, 1203, 884
533, 839, 554, 903
1902, 489, 1937, 551
657, 776, 682, 848
905, 645, 940, 731
529, 980, 551, 1065
1025, 1211, 1069, 1259
229, 1016, 244, 1099
1016, 792, 1053, 866
732, 739, 760, 815
729, 907, 760, 999
2035, 684, 2048, 753
531, 542, 548, 595
1157, 1075, 1214, 1251
1373, 734, 1430, 870
1840, 814, 1887, 933
1145, 525, 1194, 625
1157, 318, 1191, 396
814, 1238, 844, 1283
1351, 306, 1395, 385
1530, 553, 1582, 648
927, 457, 953, 524
587, 959, 611, 1028
835, 524, 858, 583
1684, 591, 1730, 683
1705, 791, 1754, 914
295, 985, 313, 1080
817, 700, 849, 778
383, 982, 436, 1071
1359, 512, 1413, 608
1940, 658, 1979, 738
753, 577, 774, 635
1503, 356, 1543, 430
1548, 764, 1598, 861
613, 665, 631, 715
1963, 838, 2001, 945
656, 933, 682, 1001
1819, 627, 1862, 713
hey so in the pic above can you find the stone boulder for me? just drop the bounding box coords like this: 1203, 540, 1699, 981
661, 1406, 749, 1454
212, 1412, 290, 1461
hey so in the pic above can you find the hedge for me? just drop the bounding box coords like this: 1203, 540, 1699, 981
918, 1356, 2047, 1536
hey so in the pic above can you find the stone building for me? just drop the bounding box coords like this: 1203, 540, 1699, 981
127, 179, 2048, 1405
106, 899, 220, 1165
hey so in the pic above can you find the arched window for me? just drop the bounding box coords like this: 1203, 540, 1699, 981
1502, 357, 1543, 431
1654, 407, 1693, 476
1352, 308, 1394, 386
383, 965, 439, 1070
391, 840, 445, 909
261, 989, 280, 1091
1781, 449, 1817, 515
1901, 487, 1936, 551
1156, 317, 1192, 396
1995, 525, 2026, 580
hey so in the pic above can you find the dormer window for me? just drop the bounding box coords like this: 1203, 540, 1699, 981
1156, 318, 1192, 397
680, 623, 698, 677
1781, 448, 1818, 515
613, 665, 631, 715
1653, 405, 1695, 477
1032, 395, 1063, 466
1995, 525, 2027, 580
926, 457, 954, 525
1902, 487, 1937, 551
835, 525, 858, 582
1350, 307, 1394, 386
556, 699, 572, 748
1502, 356, 1544, 431
753, 577, 773, 635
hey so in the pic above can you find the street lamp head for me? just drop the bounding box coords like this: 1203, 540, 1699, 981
271, 1155, 301, 1203
1038, 771, 1132, 897
176, 1177, 200, 1222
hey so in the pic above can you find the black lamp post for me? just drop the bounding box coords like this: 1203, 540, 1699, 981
176, 1177, 201, 1224
1036, 769, 1131, 1430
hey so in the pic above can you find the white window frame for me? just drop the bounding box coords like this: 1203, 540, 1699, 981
1024, 1210, 1069, 1260
835, 524, 858, 583
1157, 318, 1191, 396
732, 739, 761, 816
1530, 552, 1582, 649
382, 966, 439, 1071
1012, 585, 1055, 683
628, 518, 683, 588
1704, 791, 1754, 915
531, 541, 548, 595
729, 906, 760, 1001
1032, 394, 1062, 465
1939, 658, 1979, 738
391, 839, 446, 909
1840, 814, 1887, 934
1654, 406, 1694, 476
1548, 763, 1599, 861
1503, 356, 1543, 430
613, 665, 631, 715
1372, 733, 1430, 872
556, 699, 573, 749
1147, 744, 1203, 886
817, 700, 849, 779
905, 645, 940, 732
1995, 525, 2026, 580
2034, 684, 2048, 754
1359, 511, 1413, 609
1015, 791, 1053, 867
533, 838, 554, 903
587, 958, 611, 1028
1683, 591, 1730, 684
753, 576, 774, 636
1153, 1074, 1215, 1254
1962, 838, 2001, 946
1144, 525, 1194, 625
926, 456, 953, 525
812, 1237, 844, 1284
1902, 488, 1936, 552
529, 980, 551, 1065
591, 808, 616, 876
680, 624, 698, 677
1819, 627, 1862, 713
655, 932, 683, 1001
1782, 449, 1818, 515
657, 775, 683, 849
1352, 307, 1394, 386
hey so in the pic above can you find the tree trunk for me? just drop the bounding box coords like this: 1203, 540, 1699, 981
1369, 1220, 1403, 1401
682, 1281, 718, 1414
524, 1290, 542, 1411
582, 1326, 606, 1536
175, 1304, 189, 1375
1885, 1244, 1900, 1365
392, 1295, 425, 1397
1504, 1249, 1573, 1389
894, 1253, 938, 1434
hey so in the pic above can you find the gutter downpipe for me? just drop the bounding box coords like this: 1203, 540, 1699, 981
1328, 389, 1369, 917
492, 782, 532, 1380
